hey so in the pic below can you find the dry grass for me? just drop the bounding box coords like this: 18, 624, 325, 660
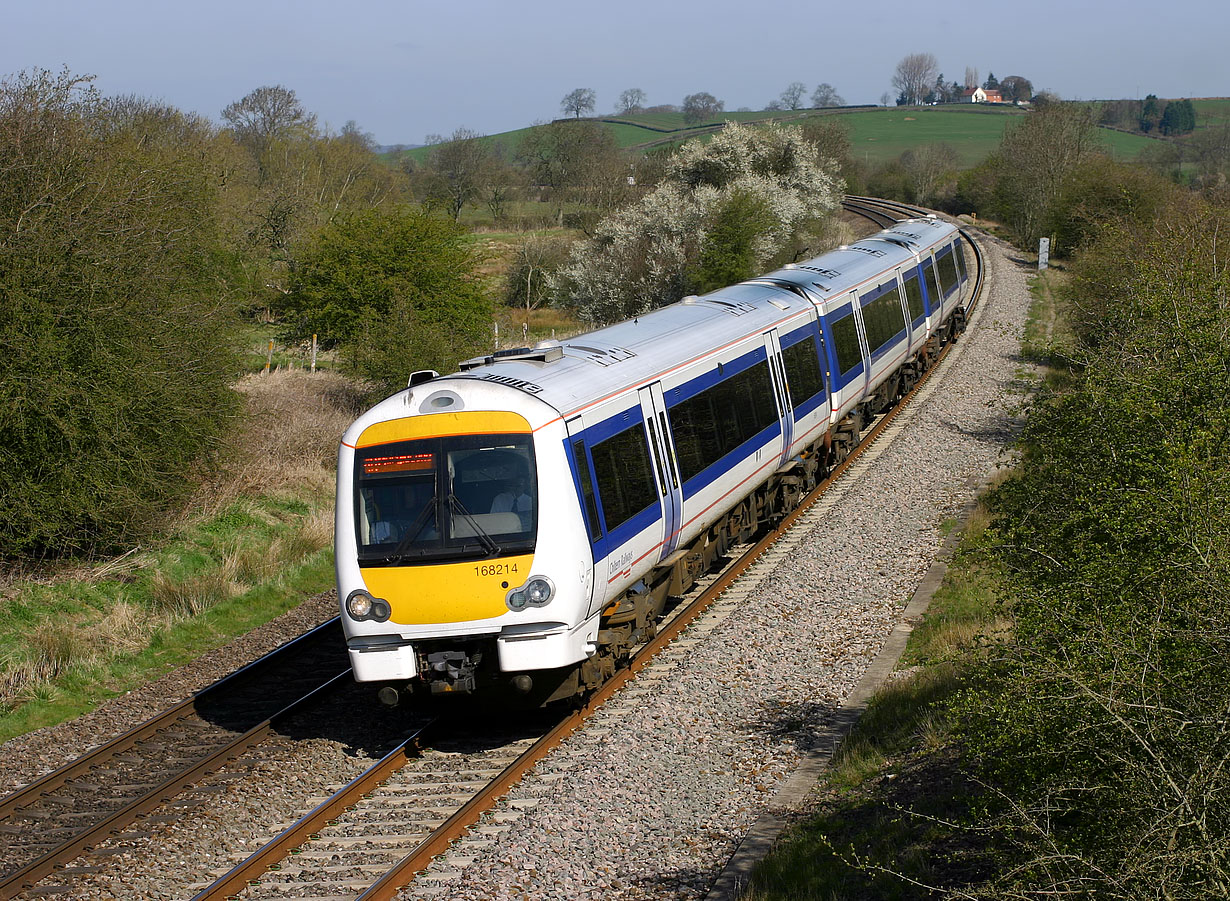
206, 370, 368, 509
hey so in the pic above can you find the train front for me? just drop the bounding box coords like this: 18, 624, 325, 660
334, 377, 596, 704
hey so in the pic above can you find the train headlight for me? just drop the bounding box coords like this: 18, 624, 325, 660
346, 590, 391, 622
506, 576, 555, 612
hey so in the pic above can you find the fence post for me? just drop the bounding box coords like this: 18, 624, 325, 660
310, 334, 318, 373
263, 339, 274, 374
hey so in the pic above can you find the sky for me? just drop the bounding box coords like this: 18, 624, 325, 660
4, 0, 1227, 147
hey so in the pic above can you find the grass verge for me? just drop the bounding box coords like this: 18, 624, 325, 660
0, 370, 364, 743
745, 499, 1007, 900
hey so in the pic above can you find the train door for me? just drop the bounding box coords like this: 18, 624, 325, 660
763, 330, 794, 466
636, 384, 683, 563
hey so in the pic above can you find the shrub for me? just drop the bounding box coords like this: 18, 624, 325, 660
956, 197, 1230, 896
0, 70, 241, 558
280, 206, 491, 389
550, 122, 841, 323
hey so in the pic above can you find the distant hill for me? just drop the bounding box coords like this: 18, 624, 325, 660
386, 102, 1171, 171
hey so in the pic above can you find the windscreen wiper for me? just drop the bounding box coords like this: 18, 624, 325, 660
383, 494, 438, 564
447, 494, 502, 557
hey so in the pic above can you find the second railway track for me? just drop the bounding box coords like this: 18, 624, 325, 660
2, 199, 1010, 901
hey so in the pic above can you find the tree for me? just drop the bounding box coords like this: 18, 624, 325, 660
780, 82, 807, 110
682, 91, 724, 125
811, 83, 844, 108
899, 143, 961, 205
504, 233, 570, 315
892, 53, 940, 106
0, 69, 241, 556
221, 84, 316, 168
418, 127, 491, 220
560, 87, 596, 119
282, 206, 489, 386
990, 103, 1100, 247
1159, 98, 1196, 136
983, 71, 999, 90
964, 66, 979, 90
516, 119, 622, 222
1140, 94, 1162, 132
550, 122, 841, 323
998, 75, 1033, 104
617, 88, 646, 115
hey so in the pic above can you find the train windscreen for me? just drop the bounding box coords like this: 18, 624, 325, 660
355, 435, 536, 564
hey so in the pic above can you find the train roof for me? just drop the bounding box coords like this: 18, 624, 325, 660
440, 217, 961, 421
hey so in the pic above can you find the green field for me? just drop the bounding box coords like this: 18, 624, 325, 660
390, 102, 1171, 173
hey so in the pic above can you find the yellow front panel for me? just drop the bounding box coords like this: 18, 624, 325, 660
360, 555, 534, 624
356, 411, 531, 448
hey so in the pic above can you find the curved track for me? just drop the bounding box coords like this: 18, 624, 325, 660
183, 197, 988, 901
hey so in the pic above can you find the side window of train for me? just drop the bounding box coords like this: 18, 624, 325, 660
589, 423, 657, 534
954, 238, 967, 281
830, 312, 861, 376
938, 247, 960, 296
903, 273, 926, 322
781, 335, 825, 410
570, 439, 603, 542
862, 285, 907, 355
928, 257, 943, 304
669, 359, 778, 483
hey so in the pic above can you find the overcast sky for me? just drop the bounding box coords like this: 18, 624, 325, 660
4, 0, 1226, 147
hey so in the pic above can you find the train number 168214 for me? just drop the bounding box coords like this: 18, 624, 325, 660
475, 562, 518, 577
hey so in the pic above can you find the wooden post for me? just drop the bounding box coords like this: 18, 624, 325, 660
310, 334, 318, 373
494, 320, 500, 349
264, 339, 274, 374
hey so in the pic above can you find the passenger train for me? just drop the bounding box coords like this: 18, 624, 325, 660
335, 216, 970, 704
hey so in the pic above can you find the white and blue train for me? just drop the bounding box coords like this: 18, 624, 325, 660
335, 216, 970, 704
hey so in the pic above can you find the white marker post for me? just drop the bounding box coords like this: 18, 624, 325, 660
1038, 237, 1050, 271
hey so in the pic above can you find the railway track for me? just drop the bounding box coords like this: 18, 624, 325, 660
0, 619, 350, 900
174, 198, 986, 901
2, 197, 987, 900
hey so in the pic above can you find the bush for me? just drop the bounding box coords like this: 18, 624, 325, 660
956, 197, 1230, 897
0, 70, 241, 558
281, 206, 491, 389
550, 122, 841, 323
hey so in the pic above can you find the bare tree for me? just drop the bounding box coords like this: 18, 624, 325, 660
964, 66, 979, 90
682, 92, 724, 125
879, 92, 892, 107
617, 88, 647, 115
422, 127, 490, 220
811, 83, 844, 108
221, 85, 316, 159
560, 87, 596, 119
891, 53, 940, 106
780, 81, 807, 110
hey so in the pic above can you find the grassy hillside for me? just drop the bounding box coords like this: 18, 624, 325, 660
392, 102, 1164, 172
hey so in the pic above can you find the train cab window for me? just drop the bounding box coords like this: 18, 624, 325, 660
354, 435, 536, 564
862, 286, 907, 355
571, 439, 603, 541
830, 312, 862, 376
781, 335, 825, 410
590, 422, 657, 534
903, 274, 926, 322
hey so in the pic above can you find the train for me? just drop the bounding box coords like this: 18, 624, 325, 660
335, 215, 970, 705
